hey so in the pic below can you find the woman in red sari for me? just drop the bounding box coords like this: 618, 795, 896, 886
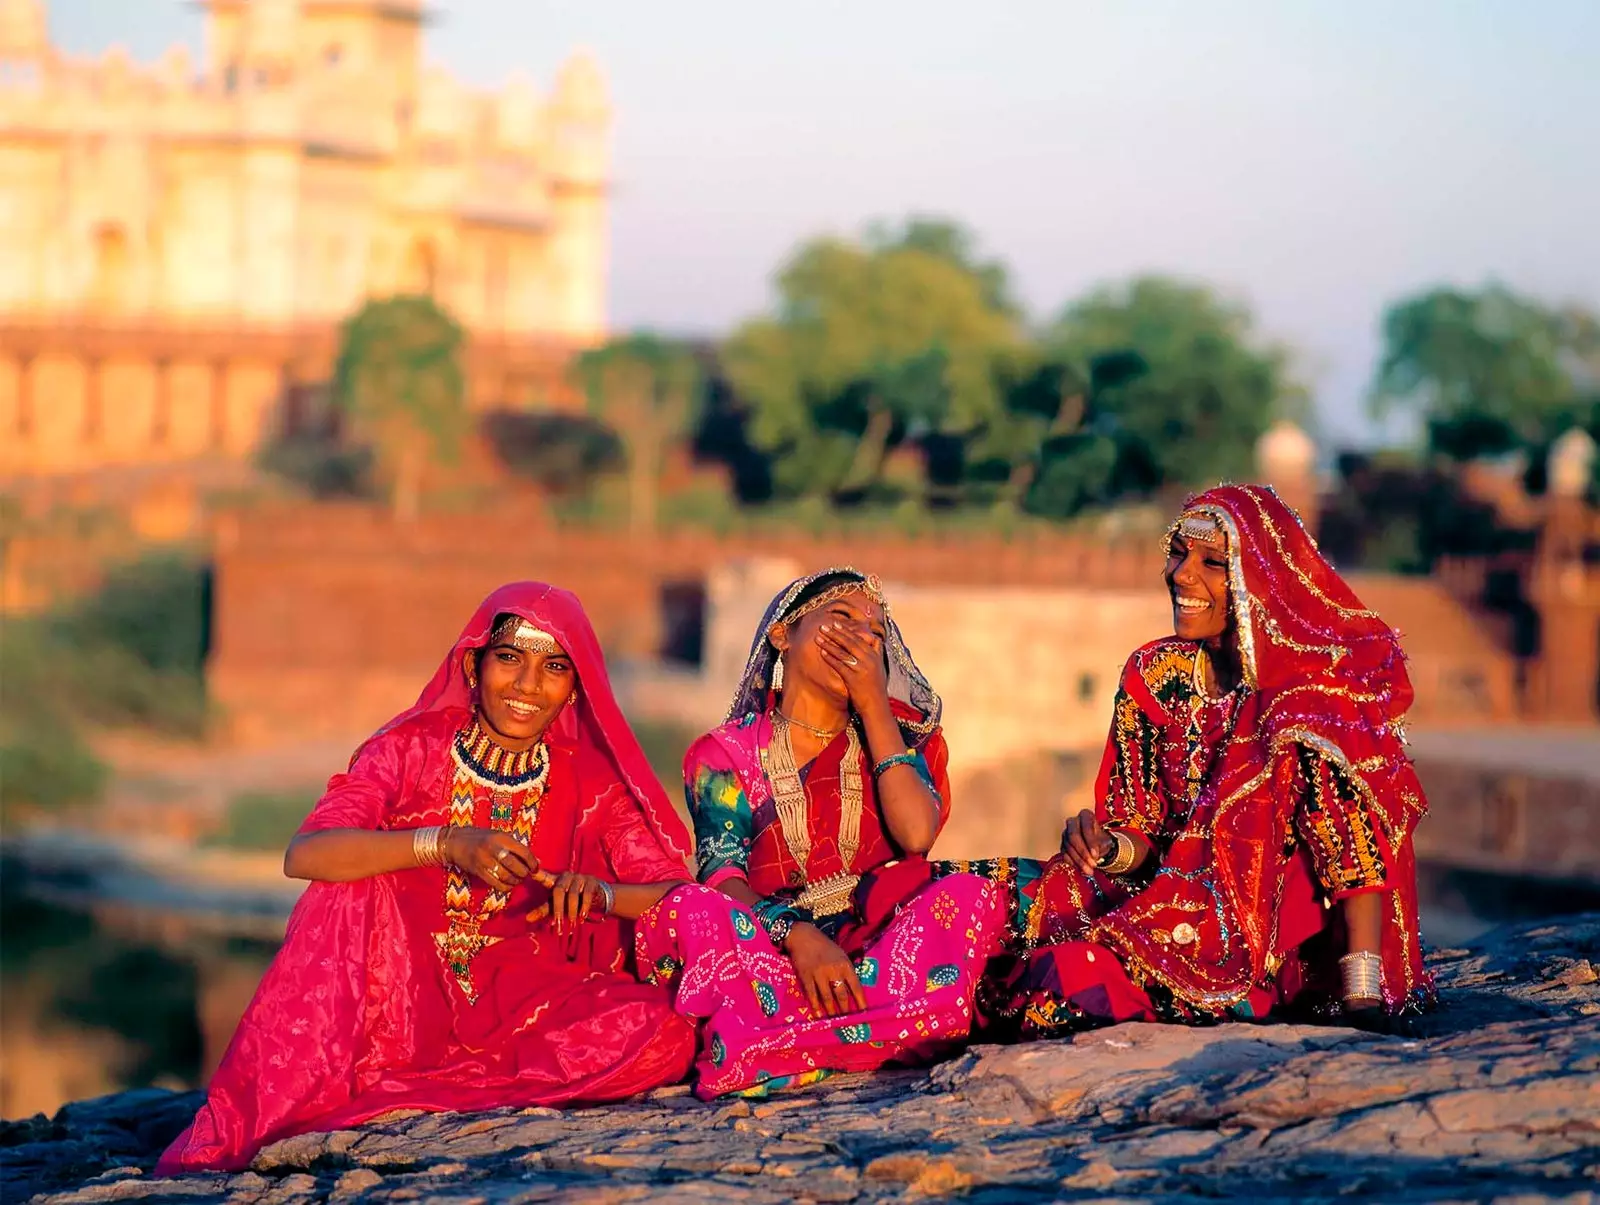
633, 569, 1008, 1097
1006, 485, 1433, 1034
158, 583, 697, 1174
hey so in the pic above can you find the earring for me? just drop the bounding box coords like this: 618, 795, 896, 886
467, 669, 478, 690
567, 690, 577, 707
772, 656, 785, 691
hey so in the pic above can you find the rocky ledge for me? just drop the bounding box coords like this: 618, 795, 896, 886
5, 915, 1598, 1204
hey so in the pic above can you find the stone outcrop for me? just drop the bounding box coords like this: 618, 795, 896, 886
5, 915, 1597, 1204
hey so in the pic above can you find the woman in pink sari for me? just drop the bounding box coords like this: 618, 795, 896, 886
158, 583, 697, 1174
633, 569, 1008, 1098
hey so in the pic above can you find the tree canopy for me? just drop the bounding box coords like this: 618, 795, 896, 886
329, 296, 468, 519
574, 333, 703, 536
1370, 284, 1599, 463
722, 221, 1023, 504
1034, 277, 1302, 510
718, 222, 1302, 517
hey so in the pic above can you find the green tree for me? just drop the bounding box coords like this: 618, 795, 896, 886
1370, 284, 1599, 461
574, 334, 703, 537
330, 296, 468, 520
866, 216, 1019, 316
992, 350, 1151, 518
722, 221, 1022, 504
1036, 277, 1301, 507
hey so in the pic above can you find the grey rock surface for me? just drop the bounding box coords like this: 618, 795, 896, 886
5, 915, 1598, 1204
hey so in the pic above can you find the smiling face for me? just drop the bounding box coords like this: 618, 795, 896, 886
466, 621, 576, 751
772, 586, 887, 704
1165, 519, 1232, 644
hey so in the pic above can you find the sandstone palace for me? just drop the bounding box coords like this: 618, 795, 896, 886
0, 0, 610, 477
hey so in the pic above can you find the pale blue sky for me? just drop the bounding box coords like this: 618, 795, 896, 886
49, 1, 1600, 446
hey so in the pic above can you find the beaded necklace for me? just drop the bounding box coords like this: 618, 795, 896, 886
434, 716, 551, 1003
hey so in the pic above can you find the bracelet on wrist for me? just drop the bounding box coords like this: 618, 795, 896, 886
1097, 829, 1138, 876
595, 879, 616, 916
751, 896, 811, 947
871, 749, 919, 778
412, 825, 450, 868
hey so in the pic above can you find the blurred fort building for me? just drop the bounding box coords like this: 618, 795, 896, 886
0, 0, 609, 477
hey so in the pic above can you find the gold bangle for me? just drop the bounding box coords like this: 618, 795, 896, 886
1099, 829, 1138, 876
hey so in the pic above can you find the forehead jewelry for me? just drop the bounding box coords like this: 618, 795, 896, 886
1174, 512, 1226, 548
490, 616, 563, 656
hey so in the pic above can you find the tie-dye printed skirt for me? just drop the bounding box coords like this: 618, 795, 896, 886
632, 874, 1007, 1098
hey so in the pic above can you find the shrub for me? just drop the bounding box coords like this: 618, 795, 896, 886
203, 791, 320, 852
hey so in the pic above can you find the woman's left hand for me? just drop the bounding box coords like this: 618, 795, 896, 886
815, 621, 890, 715
525, 870, 611, 934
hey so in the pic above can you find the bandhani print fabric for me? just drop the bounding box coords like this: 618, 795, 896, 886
631, 567, 1010, 1096
635, 877, 1006, 1099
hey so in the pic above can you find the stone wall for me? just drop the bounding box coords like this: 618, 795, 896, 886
204, 506, 1520, 750
1409, 755, 1600, 887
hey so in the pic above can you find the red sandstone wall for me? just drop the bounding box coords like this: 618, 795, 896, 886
207, 503, 1521, 745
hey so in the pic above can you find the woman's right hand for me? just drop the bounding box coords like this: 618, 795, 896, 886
1061, 808, 1114, 874
443, 826, 537, 891
784, 922, 868, 1018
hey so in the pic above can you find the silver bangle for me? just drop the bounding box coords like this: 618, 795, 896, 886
1339, 951, 1384, 1003
596, 879, 616, 916
412, 825, 438, 868
413, 825, 450, 869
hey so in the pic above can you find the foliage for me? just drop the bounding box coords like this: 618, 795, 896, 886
721, 219, 1023, 504
1370, 285, 1600, 467
866, 216, 1019, 316
0, 641, 108, 822
329, 296, 468, 518
54, 553, 209, 680
1318, 451, 1517, 574
257, 434, 375, 500
480, 410, 624, 497
0, 553, 209, 821
202, 790, 319, 852
574, 334, 704, 536
1027, 277, 1302, 516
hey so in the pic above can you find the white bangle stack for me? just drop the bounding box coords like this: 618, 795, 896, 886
413, 825, 450, 868
1339, 950, 1384, 1004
